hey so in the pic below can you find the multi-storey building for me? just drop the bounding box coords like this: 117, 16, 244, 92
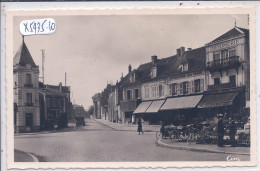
198, 26, 250, 121
39, 82, 71, 130
96, 26, 250, 126
120, 65, 142, 124
134, 47, 206, 125
13, 37, 40, 133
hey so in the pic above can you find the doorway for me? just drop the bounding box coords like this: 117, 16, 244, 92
25, 113, 33, 132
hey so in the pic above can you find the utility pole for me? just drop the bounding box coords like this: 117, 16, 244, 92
40, 49, 45, 84
65, 72, 67, 86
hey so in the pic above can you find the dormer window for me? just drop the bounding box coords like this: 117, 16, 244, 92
178, 63, 188, 72
130, 73, 135, 82
151, 67, 157, 78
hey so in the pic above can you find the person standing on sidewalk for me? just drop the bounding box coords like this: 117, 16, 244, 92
217, 115, 224, 147
137, 118, 143, 135
229, 118, 237, 147
160, 121, 166, 139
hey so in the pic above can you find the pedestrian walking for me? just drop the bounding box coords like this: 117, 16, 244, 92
217, 114, 224, 147
72, 119, 78, 131
229, 118, 237, 147
137, 118, 143, 135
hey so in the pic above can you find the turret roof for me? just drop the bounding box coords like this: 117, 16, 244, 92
13, 37, 36, 67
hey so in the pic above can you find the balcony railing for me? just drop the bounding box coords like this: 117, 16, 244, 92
208, 82, 236, 91
24, 83, 33, 87
24, 103, 34, 106
206, 56, 241, 71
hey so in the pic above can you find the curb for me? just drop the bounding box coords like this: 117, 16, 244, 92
27, 152, 39, 162
94, 119, 119, 131
156, 139, 250, 156
14, 149, 39, 162
94, 119, 158, 132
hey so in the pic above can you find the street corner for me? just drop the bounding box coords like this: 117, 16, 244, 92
14, 149, 39, 162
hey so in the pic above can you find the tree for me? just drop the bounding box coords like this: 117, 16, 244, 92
87, 105, 94, 115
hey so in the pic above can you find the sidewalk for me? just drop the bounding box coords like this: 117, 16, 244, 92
157, 139, 250, 156
95, 119, 160, 132
14, 125, 75, 136
14, 150, 39, 162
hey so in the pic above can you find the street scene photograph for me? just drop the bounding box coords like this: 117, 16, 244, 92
10, 11, 253, 166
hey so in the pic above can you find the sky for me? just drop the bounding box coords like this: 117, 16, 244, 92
13, 14, 249, 110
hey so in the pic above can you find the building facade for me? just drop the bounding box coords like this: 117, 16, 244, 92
199, 26, 250, 121
120, 65, 142, 124
134, 47, 206, 125
13, 38, 40, 133
39, 82, 71, 130
95, 26, 250, 126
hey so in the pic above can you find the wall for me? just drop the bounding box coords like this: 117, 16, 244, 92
141, 73, 205, 101
13, 65, 40, 133
206, 36, 248, 88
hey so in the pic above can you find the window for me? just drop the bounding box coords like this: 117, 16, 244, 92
183, 63, 188, 71
221, 49, 228, 63
213, 52, 221, 64
127, 90, 131, 100
53, 99, 57, 107
26, 74, 32, 84
182, 82, 188, 95
151, 67, 157, 78
195, 79, 200, 93
145, 87, 149, 98
229, 75, 236, 87
151, 86, 158, 98
170, 83, 177, 95
214, 78, 220, 85
159, 85, 164, 97
26, 93, 32, 104
229, 49, 236, 57
130, 73, 135, 82
135, 89, 139, 99
123, 91, 125, 100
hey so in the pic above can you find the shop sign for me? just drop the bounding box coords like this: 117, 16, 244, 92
210, 39, 240, 51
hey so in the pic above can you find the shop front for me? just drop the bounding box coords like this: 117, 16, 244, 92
197, 90, 244, 122
133, 100, 165, 124
159, 95, 203, 125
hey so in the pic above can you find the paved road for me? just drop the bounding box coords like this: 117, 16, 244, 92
14, 119, 249, 162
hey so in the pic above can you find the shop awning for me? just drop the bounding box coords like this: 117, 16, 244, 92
197, 92, 239, 108
145, 100, 165, 113
160, 95, 203, 111
133, 101, 152, 114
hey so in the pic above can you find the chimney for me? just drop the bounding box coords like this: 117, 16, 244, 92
59, 82, 62, 93
151, 55, 157, 64
187, 48, 192, 51
121, 73, 123, 80
180, 47, 185, 56
128, 64, 132, 73
176, 48, 181, 57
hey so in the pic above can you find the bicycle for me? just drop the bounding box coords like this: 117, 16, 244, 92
200, 127, 217, 144
156, 126, 179, 141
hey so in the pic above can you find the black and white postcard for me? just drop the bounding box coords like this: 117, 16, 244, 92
4, 7, 256, 169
